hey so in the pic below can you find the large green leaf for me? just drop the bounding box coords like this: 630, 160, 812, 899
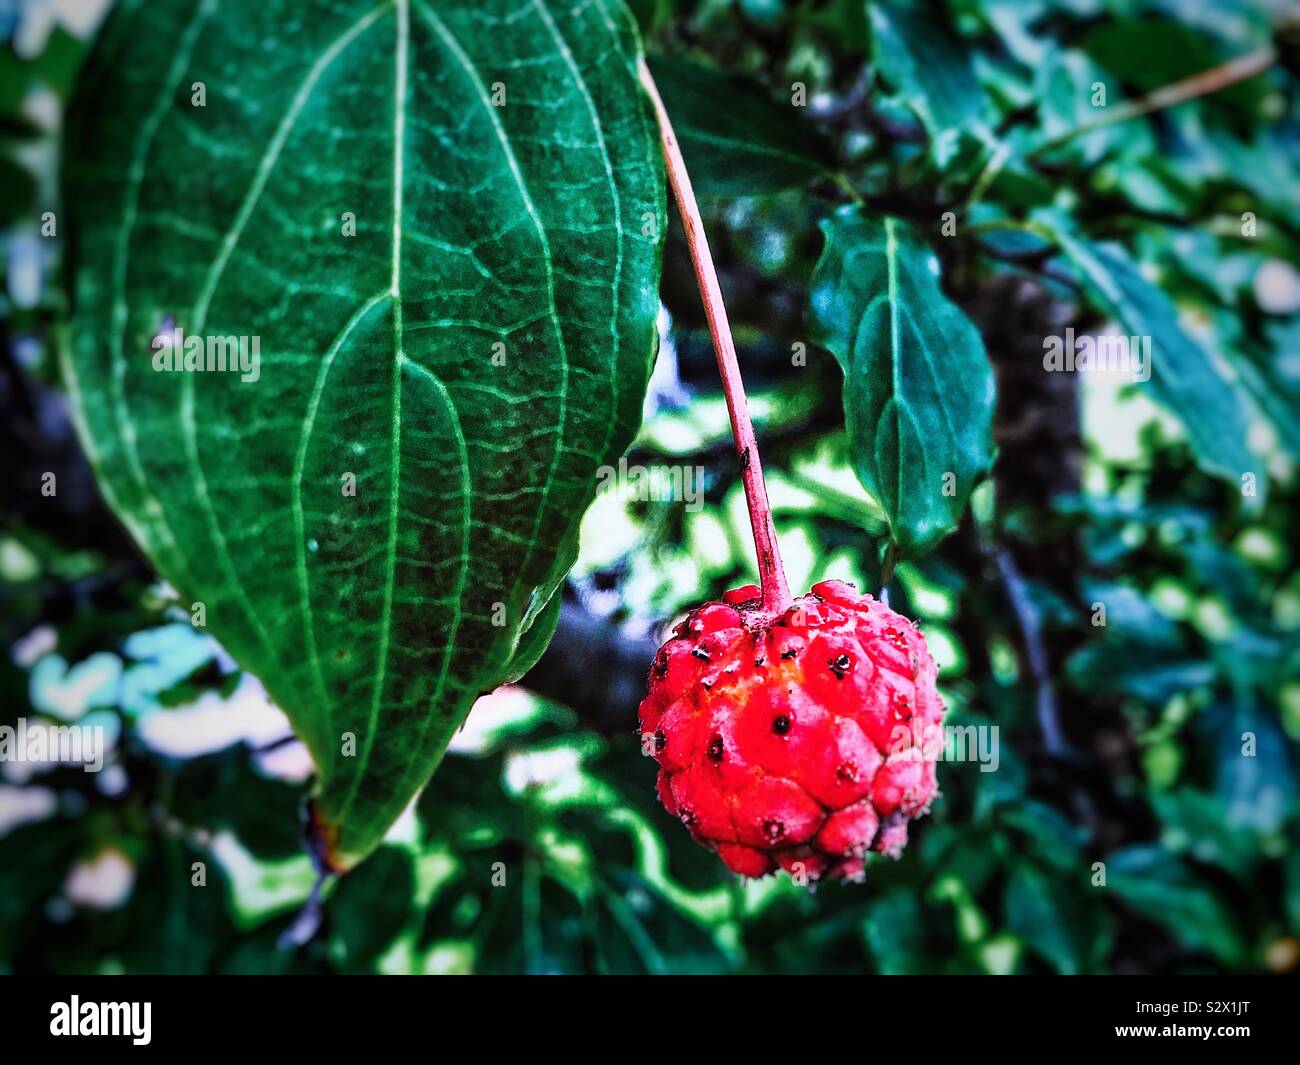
60, 0, 664, 870
1049, 225, 1264, 494
644, 55, 835, 198
808, 207, 996, 557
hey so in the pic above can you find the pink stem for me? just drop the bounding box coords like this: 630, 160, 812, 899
639, 59, 792, 616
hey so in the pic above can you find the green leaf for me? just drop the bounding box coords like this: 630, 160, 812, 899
808, 207, 996, 556
1205, 702, 1294, 839
1105, 845, 1249, 967
1032, 49, 1147, 166
125, 839, 232, 974
1005, 861, 1109, 974
499, 585, 564, 685
594, 868, 729, 974
1152, 788, 1261, 875
644, 55, 834, 198
1049, 226, 1263, 495
1235, 319, 1300, 461
1082, 18, 1272, 116
998, 800, 1085, 875
1067, 640, 1216, 703
328, 845, 416, 964
863, 889, 930, 974
1078, 581, 1182, 648
868, 0, 992, 164
1190, 125, 1300, 218
61, 0, 664, 870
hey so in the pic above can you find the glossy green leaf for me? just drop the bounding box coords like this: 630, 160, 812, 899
868, 0, 992, 164
1049, 226, 1264, 495
808, 207, 996, 557
644, 55, 834, 198
61, 0, 664, 869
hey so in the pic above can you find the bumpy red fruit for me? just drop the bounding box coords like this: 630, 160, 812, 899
639, 580, 944, 882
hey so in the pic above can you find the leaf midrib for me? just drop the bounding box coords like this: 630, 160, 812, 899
183, 3, 399, 709
338, 0, 411, 824
68, 0, 664, 867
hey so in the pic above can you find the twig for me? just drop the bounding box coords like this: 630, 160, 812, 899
640, 58, 792, 617
993, 547, 1066, 755
992, 547, 1112, 842
252, 732, 301, 755
276, 866, 329, 950
964, 140, 1012, 211
1029, 46, 1278, 161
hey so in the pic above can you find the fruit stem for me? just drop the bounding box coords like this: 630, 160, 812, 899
639, 58, 792, 616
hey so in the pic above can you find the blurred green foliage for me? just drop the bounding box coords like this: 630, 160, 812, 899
2, 0, 1299, 973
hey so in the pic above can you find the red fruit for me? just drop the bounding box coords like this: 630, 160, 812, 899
639, 579, 944, 883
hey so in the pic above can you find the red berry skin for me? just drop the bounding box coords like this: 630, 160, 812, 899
716, 843, 774, 878
639, 581, 944, 883
816, 800, 879, 857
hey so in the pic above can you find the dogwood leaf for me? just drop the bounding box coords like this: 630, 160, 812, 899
644, 55, 834, 197
61, 0, 664, 869
1049, 226, 1262, 495
808, 207, 996, 557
